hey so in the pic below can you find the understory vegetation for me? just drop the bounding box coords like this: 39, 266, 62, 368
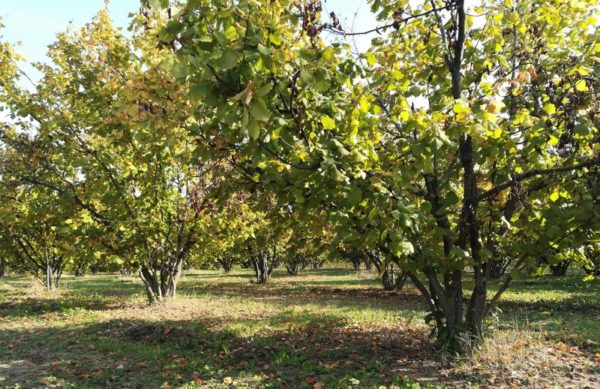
0, 268, 598, 388
0, 0, 599, 387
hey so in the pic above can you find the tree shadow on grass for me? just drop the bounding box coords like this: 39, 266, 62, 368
177, 278, 429, 315
489, 274, 600, 296
485, 275, 600, 314
63, 276, 143, 297
0, 296, 125, 320
0, 313, 453, 388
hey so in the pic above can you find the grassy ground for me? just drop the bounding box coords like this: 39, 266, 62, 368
0, 268, 598, 388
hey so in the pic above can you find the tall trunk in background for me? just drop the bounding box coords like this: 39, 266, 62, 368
217, 257, 234, 273
44, 256, 64, 291
74, 262, 87, 277
550, 260, 571, 276
368, 250, 406, 291
252, 251, 273, 284
285, 257, 306, 276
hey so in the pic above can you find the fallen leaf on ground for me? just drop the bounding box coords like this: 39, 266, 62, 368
305, 376, 317, 384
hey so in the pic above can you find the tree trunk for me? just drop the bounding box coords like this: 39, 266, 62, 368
286, 258, 306, 276
381, 267, 396, 290
488, 258, 509, 279
367, 251, 406, 291
286, 263, 299, 276
0, 258, 6, 277
74, 262, 87, 277
139, 260, 182, 303
44, 257, 63, 291
252, 252, 272, 284
217, 258, 234, 273
550, 260, 571, 276
583, 246, 599, 275
120, 267, 132, 277
395, 271, 407, 290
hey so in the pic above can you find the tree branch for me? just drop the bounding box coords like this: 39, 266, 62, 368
478, 156, 600, 202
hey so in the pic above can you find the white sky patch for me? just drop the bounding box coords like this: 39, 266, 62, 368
1, 0, 137, 85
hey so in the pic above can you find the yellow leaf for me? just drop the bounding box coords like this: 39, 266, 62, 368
322, 47, 335, 62
575, 80, 589, 92
490, 128, 502, 139
320, 115, 336, 130
358, 95, 370, 113
543, 103, 556, 115
486, 101, 498, 113
452, 101, 469, 114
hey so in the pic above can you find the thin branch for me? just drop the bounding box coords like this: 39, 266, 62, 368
478, 156, 600, 201
324, 6, 453, 37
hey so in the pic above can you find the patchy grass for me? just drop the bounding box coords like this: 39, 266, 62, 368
0, 269, 598, 388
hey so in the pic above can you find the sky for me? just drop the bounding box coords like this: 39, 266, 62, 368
1, 1, 137, 64
0, 0, 378, 81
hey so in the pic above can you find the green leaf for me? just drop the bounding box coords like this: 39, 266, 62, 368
160, 21, 184, 41
347, 187, 362, 206
322, 47, 335, 61
248, 118, 260, 140
223, 25, 238, 41
189, 83, 220, 106
218, 48, 239, 70
391, 240, 414, 257
257, 44, 271, 56
255, 83, 273, 97
249, 98, 271, 122
150, 0, 169, 9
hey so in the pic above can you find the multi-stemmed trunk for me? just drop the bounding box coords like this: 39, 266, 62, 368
408, 266, 495, 351
74, 262, 87, 277
285, 258, 306, 276
550, 260, 571, 276
216, 257, 235, 273
251, 251, 274, 284
341, 249, 363, 270
139, 258, 183, 303
487, 257, 510, 279
12, 236, 66, 291
367, 251, 406, 291
43, 257, 64, 291
383, 267, 407, 291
